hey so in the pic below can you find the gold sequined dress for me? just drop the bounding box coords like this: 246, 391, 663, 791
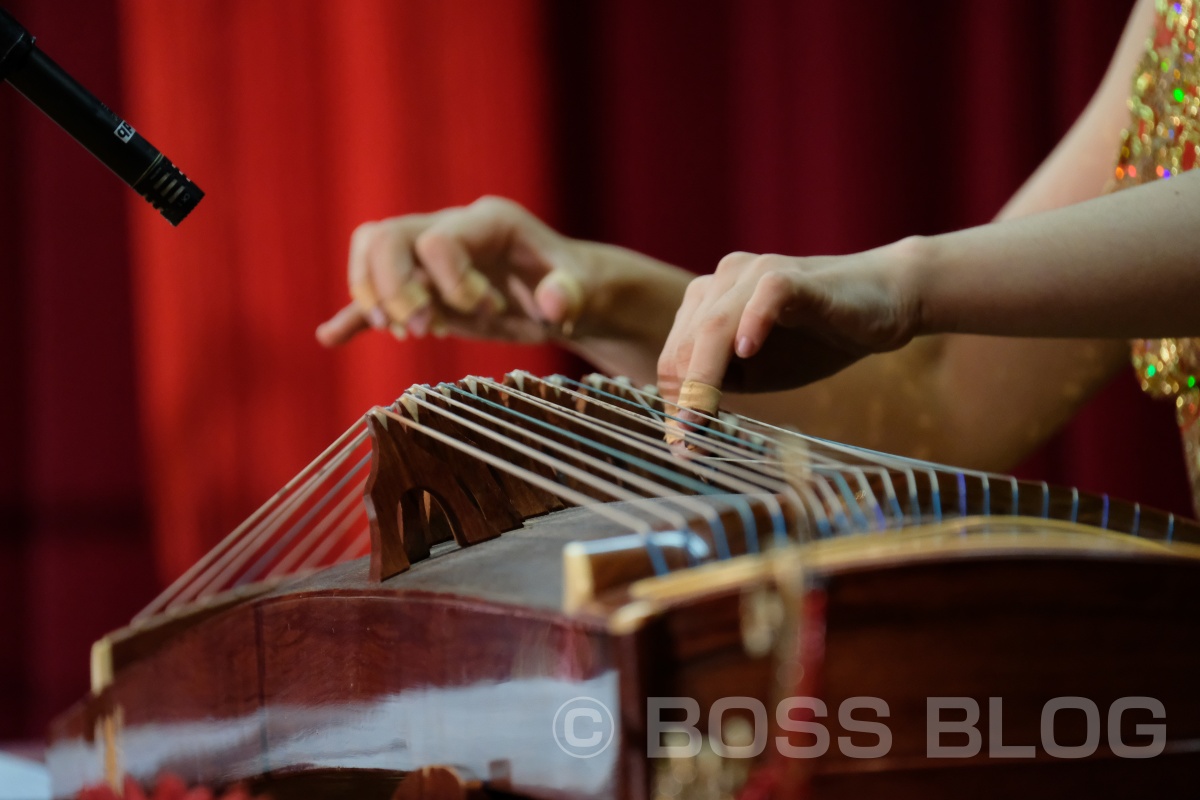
1115, 0, 1200, 515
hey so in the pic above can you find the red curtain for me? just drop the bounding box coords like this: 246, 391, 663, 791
2, 0, 1191, 743
118, 0, 568, 583
0, 0, 157, 741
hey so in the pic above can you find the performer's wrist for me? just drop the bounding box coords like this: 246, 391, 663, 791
572, 240, 692, 347
885, 233, 941, 339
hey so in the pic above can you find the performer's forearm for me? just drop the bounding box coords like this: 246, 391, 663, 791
915, 170, 1200, 339
561, 241, 692, 386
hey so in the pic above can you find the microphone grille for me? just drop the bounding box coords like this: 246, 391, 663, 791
135, 155, 204, 226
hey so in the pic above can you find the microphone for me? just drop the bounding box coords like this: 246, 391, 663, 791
0, 6, 203, 226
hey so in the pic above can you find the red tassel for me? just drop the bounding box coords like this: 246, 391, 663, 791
122, 777, 149, 800
152, 774, 188, 800
76, 775, 264, 800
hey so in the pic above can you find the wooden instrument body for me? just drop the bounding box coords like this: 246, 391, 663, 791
778, 534, 1200, 796
48, 509, 630, 800
48, 523, 1200, 799
45, 375, 1200, 798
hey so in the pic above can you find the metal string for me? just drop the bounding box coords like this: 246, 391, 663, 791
135, 422, 369, 620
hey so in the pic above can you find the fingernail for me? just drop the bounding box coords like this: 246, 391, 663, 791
537, 287, 565, 324
368, 307, 389, 329
431, 314, 449, 338
536, 271, 583, 326
736, 336, 754, 358
315, 324, 340, 348
408, 305, 432, 337
389, 323, 408, 341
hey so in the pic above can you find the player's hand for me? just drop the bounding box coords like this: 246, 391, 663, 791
317, 196, 592, 347
657, 240, 925, 400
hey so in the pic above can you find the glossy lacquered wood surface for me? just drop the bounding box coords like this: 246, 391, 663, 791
50, 558, 623, 798
789, 553, 1200, 797
44, 369, 1200, 799
50, 516, 1200, 800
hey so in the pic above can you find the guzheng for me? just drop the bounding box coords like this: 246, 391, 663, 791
47, 373, 1200, 800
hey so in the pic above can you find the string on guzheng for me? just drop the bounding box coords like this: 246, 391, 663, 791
552, 375, 880, 532
634, 377, 958, 525
135, 419, 374, 620
525, 375, 824, 524
537, 376, 835, 537
132, 371, 1194, 624
417, 381, 811, 556
422, 385, 750, 554
388, 374, 931, 568
569, 374, 1187, 541
394, 382, 799, 561
472, 376, 805, 546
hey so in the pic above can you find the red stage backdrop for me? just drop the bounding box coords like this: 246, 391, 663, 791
0, 0, 157, 741
119, 0, 569, 583
0, 0, 1190, 741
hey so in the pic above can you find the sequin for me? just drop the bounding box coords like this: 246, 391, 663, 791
1121, 0, 1200, 515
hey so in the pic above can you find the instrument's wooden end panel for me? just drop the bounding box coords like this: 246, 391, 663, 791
365, 411, 414, 581
364, 408, 512, 581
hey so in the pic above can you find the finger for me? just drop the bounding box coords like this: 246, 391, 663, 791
663, 379, 723, 448
316, 302, 371, 347
735, 269, 805, 358
347, 221, 380, 311
533, 270, 585, 334
398, 268, 435, 336
414, 209, 508, 315
680, 328, 735, 396
364, 221, 432, 325
668, 298, 740, 449
680, 287, 751, 394
657, 275, 711, 402
678, 379, 722, 415
659, 254, 751, 397
382, 283, 432, 327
